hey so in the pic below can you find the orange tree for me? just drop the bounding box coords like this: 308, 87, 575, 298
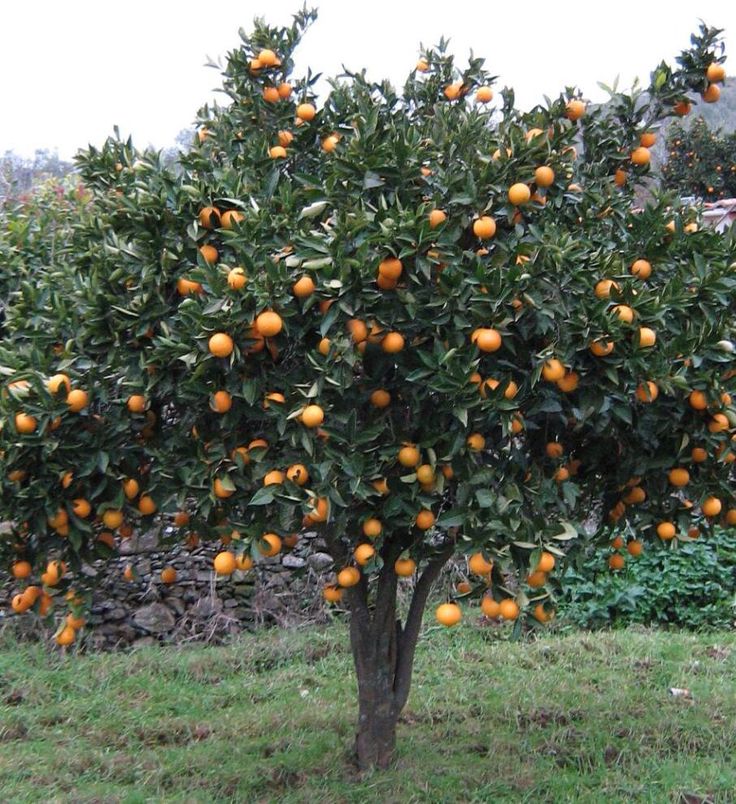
1, 10, 735, 769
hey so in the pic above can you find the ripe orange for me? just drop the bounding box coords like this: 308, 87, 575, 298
476, 86, 493, 103
138, 495, 157, 515
263, 469, 285, 486
631, 147, 651, 166
498, 599, 520, 620
526, 571, 546, 589
372, 478, 389, 495
416, 57, 429, 72
12, 560, 32, 579
639, 132, 657, 148
72, 498, 91, 518
668, 467, 690, 487
214, 552, 237, 575
258, 48, 278, 66
436, 602, 462, 626
415, 509, 435, 530
362, 518, 382, 538
656, 521, 676, 540
631, 259, 652, 279
15, 412, 37, 434
608, 553, 625, 571
702, 496, 722, 517
473, 216, 496, 239
702, 84, 720, 103
160, 566, 177, 584
612, 304, 635, 324
546, 442, 564, 459
635, 381, 658, 403
259, 533, 282, 557
126, 394, 146, 413
199, 244, 219, 264
533, 603, 555, 623
708, 413, 729, 433
354, 544, 376, 566
416, 464, 435, 485
278, 130, 294, 147
688, 390, 708, 410
535, 551, 556, 573
55, 625, 76, 647
103, 509, 124, 530
221, 210, 244, 229
66, 613, 86, 630
67, 389, 89, 412
707, 63, 726, 82
394, 557, 416, 577
269, 146, 287, 159
177, 277, 203, 295
443, 82, 463, 100
382, 332, 405, 353
594, 279, 619, 299
209, 332, 234, 358
296, 103, 316, 121
173, 511, 190, 527
263, 86, 280, 103
211, 390, 233, 413
638, 328, 656, 348
47, 373, 71, 395
301, 404, 324, 428
481, 596, 500, 618
323, 584, 343, 603
674, 100, 691, 116
466, 433, 486, 451
725, 509, 736, 526
292, 275, 316, 297
308, 497, 329, 522
398, 444, 420, 467
429, 209, 447, 228
337, 566, 361, 587
557, 372, 579, 392
255, 310, 283, 337
471, 328, 502, 352
534, 166, 555, 188
623, 486, 646, 504
565, 99, 586, 121
508, 183, 531, 205
541, 359, 565, 382
627, 540, 643, 557
198, 206, 221, 228
235, 554, 253, 571
369, 389, 391, 408
378, 257, 402, 280
691, 447, 708, 463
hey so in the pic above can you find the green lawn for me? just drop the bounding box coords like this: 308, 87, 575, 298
1, 622, 735, 803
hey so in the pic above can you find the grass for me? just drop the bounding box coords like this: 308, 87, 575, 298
1, 622, 735, 803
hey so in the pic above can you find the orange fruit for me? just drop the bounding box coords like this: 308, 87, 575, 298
702, 84, 720, 103
473, 216, 496, 239
354, 544, 376, 566
541, 359, 565, 382
535, 552, 556, 573
12, 560, 32, 579
199, 244, 219, 264
612, 304, 635, 324
656, 521, 676, 540
301, 404, 324, 428
702, 496, 722, 517
627, 540, 643, 557
527, 571, 547, 588
638, 328, 656, 348
443, 82, 463, 100
706, 63, 726, 83
688, 390, 708, 410
209, 332, 234, 358
398, 444, 420, 467
161, 566, 177, 584
177, 277, 203, 295
126, 394, 146, 413
546, 442, 564, 459
674, 100, 691, 116
708, 413, 729, 433
15, 412, 37, 434
428, 209, 447, 229
534, 166, 555, 188
623, 486, 646, 505
498, 599, 520, 620
296, 103, 316, 121
337, 566, 361, 587
211, 390, 233, 413
476, 86, 493, 103
532, 604, 555, 623
631, 259, 652, 279
668, 468, 690, 487
639, 132, 657, 148
481, 596, 501, 618
471, 328, 502, 352
362, 518, 382, 538
608, 553, 625, 571
263, 469, 285, 486
263, 86, 280, 103
369, 389, 391, 408
269, 146, 287, 159
221, 210, 244, 229
508, 183, 531, 205
557, 372, 579, 393
67, 389, 89, 412
565, 99, 585, 120
394, 557, 416, 577
382, 332, 405, 353
415, 509, 435, 530
292, 275, 316, 297
611, 535, 625, 550
277, 130, 294, 148
323, 584, 343, 603
466, 433, 486, 451
594, 279, 619, 299
416, 464, 435, 485
103, 510, 124, 530
691, 447, 708, 463
378, 257, 402, 280
436, 602, 462, 626
467, 552, 493, 576
47, 373, 71, 395
372, 477, 389, 495
725, 509, 736, 526
198, 206, 221, 228
55, 625, 76, 646
255, 310, 283, 337
635, 381, 658, 403
631, 147, 651, 166
72, 498, 91, 518
214, 552, 237, 575
258, 533, 282, 557
66, 614, 86, 630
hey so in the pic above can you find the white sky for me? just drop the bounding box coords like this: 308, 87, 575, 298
4, 0, 735, 160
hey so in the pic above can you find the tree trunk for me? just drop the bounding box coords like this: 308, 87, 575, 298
345, 543, 455, 771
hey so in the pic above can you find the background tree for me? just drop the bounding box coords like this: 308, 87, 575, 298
661, 115, 736, 199
1, 11, 735, 770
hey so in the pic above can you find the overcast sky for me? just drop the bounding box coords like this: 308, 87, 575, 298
4, 0, 735, 160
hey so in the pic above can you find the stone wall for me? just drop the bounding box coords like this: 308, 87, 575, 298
1, 529, 338, 649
